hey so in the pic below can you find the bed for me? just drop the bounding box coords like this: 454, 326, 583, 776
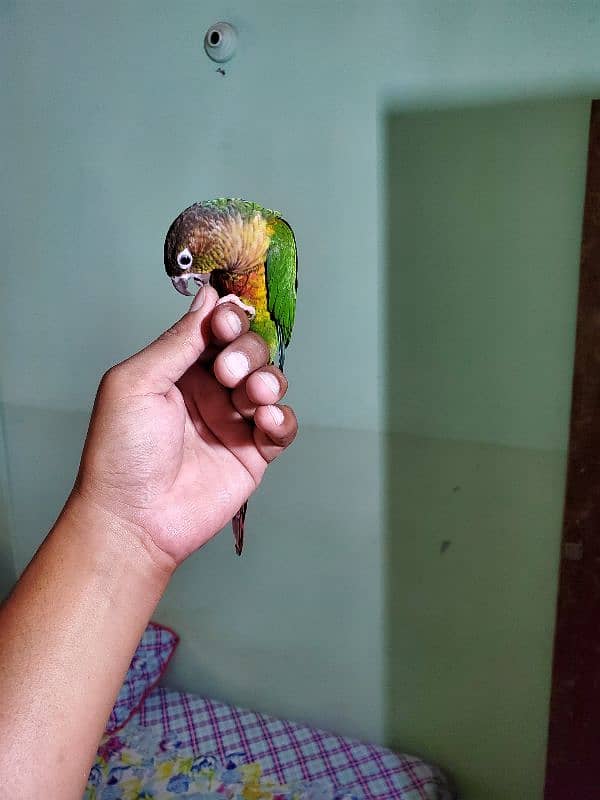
84, 624, 455, 800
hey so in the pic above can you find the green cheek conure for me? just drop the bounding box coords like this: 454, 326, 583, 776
164, 198, 298, 556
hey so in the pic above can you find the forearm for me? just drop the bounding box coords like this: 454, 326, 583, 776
0, 494, 174, 799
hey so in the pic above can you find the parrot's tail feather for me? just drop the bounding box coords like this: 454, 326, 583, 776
277, 347, 285, 371
232, 502, 248, 556
275, 321, 287, 371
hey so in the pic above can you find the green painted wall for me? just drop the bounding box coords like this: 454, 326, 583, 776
384, 100, 588, 798
2, 3, 600, 798
386, 434, 567, 799
386, 101, 588, 449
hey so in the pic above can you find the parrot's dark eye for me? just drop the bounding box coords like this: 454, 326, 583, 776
177, 247, 193, 269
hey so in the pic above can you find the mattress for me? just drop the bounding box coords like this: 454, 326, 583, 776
86, 686, 455, 799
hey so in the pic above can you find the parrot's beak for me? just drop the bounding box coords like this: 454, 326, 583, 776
170, 273, 210, 296
171, 275, 192, 296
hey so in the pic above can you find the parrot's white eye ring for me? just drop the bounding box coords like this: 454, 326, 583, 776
177, 248, 193, 269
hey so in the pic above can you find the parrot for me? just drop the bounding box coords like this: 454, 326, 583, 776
163, 198, 298, 556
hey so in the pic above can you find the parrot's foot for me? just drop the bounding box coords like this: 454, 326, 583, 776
216, 294, 256, 319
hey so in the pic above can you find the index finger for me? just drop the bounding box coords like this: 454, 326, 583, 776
210, 301, 252, 345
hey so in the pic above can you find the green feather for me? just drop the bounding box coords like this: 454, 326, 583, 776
199, 197, 279, 219
265, 217, 298, 369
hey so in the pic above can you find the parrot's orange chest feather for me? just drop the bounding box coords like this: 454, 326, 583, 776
216, 266, 269, 318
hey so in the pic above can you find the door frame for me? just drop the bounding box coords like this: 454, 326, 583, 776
545, 99, 600, 799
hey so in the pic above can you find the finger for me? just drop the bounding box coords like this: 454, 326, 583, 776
230, 380, 256, 419
253, 404, 298, 462
213, 332, 270, 390
231, 368, 286, 419
245, 368, 288, 409
120, 286, 219, 394
210, 301, 251, 345
179, 358, 268, 480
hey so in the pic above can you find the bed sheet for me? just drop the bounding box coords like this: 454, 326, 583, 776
123, 687, 455, 800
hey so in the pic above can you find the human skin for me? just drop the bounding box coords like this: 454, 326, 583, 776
0, 285, 297, 799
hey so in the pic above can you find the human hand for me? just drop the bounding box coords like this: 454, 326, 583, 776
70, 286, 297, 568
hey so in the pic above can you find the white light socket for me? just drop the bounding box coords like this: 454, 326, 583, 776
204, 22, 237, 63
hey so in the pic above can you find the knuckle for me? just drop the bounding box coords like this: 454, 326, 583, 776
178, 334, 198, 364
157, 322, 198, 365
247, 332, 270, 359
101, 363, 137, 397
99, 365, 123, 392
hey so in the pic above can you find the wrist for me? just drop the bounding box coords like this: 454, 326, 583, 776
61, 489, 177, 591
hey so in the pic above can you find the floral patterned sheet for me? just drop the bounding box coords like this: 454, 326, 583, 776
85, 723, 359, 800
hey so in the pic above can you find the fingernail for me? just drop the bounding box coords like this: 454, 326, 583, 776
189, 285, 206, 312
258, 371, 280, 396
266, 405, 284, 426
224, 351, 250, 379
225, 311, 242, 337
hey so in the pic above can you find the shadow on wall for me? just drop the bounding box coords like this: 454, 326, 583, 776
383, 98, 589, 799
0, 403, 16, 599
0, 505, 15, 600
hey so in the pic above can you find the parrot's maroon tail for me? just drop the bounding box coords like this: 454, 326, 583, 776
232, 502, 248, 556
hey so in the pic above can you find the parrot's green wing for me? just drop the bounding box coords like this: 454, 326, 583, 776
266, 217, 298, 370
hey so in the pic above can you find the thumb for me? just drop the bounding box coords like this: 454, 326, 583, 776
122, 285, 219, 394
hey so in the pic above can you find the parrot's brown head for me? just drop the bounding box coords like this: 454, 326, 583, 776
164, 199, 273, 296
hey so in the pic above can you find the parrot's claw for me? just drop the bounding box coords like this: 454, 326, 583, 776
216, 294, 256, 319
